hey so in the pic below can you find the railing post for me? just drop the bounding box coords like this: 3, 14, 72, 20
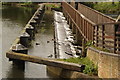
96, 26, 99, 47
82, 38, 86, 57
115, 24, 120, 54
102, 25, 105, 48
114, 24, 116, 53
93, 26, 95, 45
115, 15, 120, 54
75, 29, 82, 46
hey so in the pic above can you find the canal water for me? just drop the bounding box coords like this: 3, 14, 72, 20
1, 5, 54, 78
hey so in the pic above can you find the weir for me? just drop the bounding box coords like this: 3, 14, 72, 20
5, 2, 120, 78
6, 3, 85, 72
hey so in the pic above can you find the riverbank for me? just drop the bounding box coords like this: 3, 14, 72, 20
2, 2, 39, 7
82, 2, 119, 18
93, 2, 120, 15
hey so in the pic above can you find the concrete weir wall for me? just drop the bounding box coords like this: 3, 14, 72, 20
47, 66, 98, 78
87, 47, 120, 78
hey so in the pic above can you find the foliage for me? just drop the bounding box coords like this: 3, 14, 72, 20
93, 2, 120, 14
81, 2, 94, 8
85, 40, 110, 52
45, 3, 61, 9
58, 57, 98, 75
85, 40, 93, 47
2, 2, 38, 7
92, 46, 110, 53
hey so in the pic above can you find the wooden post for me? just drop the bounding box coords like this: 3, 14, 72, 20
102, 25, 105, 48
116, 28, 120, 54
82, 38, 86, 57
69, 20, 72, 29
72, 24, 76, 34
115, 15, 120, 54
75, 2, 78, 10
75, 29, 82, 46
96, 26, 99, 47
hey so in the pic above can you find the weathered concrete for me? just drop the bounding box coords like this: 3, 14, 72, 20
6, 51, 85, 72
8, 4, 45, 50
87, 47, 120, 78
47, 66, 98, 78
54, 11, 78, 59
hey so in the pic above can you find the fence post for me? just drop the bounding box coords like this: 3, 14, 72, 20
115, 15, 120, 54
102, 25, 105, 48
82, 38, 86, 57
96, 26, 99, 47
114, 24, 120, 54
93, 26, 95, 46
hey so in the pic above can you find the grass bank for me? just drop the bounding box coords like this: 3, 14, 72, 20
45, 3, 62, 11
58, 57, 98, 76
2, 2, 39, 7
93, 2, 120, 14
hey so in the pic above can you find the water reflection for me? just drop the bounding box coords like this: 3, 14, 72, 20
2, 5, 37, 78
2, 5, 36, 25
2, 5, 55, 78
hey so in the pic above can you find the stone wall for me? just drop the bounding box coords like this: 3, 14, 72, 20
87, 47, 120, 78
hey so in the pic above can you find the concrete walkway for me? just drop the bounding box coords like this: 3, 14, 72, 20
54, 11, 77, 59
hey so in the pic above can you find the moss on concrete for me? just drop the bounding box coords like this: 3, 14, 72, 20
58, 57, 98, 76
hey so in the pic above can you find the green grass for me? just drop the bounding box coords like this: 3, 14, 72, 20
45, 3, 61, 9
91, 45, 110, 53
93, 2, 120, 14
85, 41, 110, 53
58, 57, 98, 76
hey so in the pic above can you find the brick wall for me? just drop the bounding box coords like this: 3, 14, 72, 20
87, 47, 120, 78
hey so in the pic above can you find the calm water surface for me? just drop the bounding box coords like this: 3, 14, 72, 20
2, 5, 54, 78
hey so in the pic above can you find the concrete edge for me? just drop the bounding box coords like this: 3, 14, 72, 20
88, 47, 120, 57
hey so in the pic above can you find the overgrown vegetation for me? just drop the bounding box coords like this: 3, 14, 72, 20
45, 3, 62, 11
93, 2, 120, 14
45, 4, 61, 8
2, 2, 38, 7
82, 2, 120, 14
85, 41, 110, 53
58, 57, 98, 76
